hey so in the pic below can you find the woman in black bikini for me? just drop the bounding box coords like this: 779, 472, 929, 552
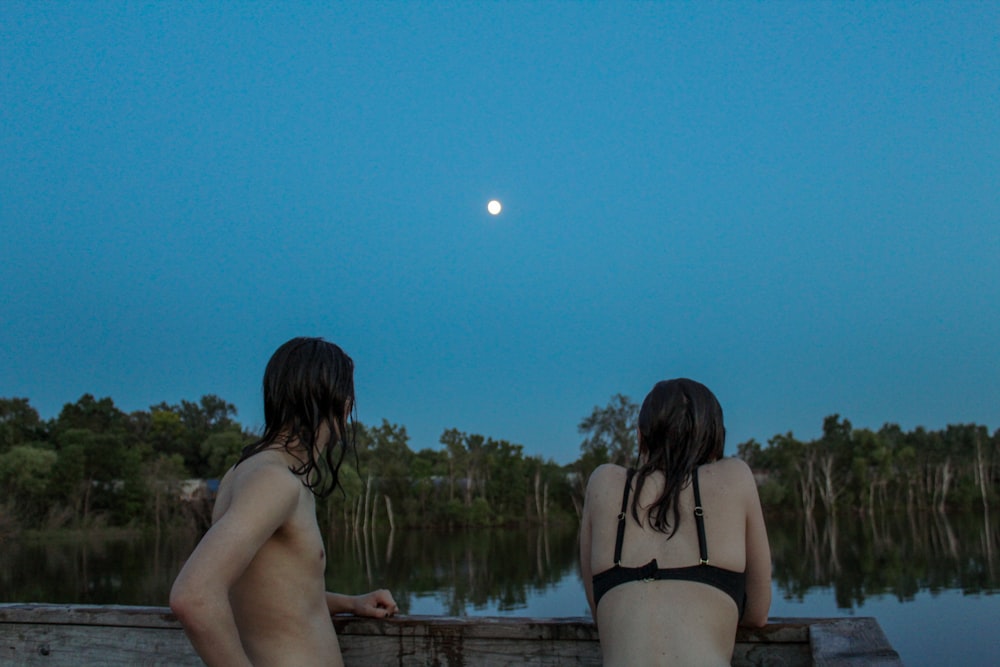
580, 379, 771, 666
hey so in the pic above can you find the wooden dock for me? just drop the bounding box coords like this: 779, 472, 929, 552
0, 603, 902, 665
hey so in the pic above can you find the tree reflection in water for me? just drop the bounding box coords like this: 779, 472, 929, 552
0, 529, 198, 605
768, 507, 1000, 609
1, 511, 998, 611
323, 524, 579, 615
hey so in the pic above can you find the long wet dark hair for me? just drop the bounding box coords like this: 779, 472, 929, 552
632, 378, 725, 538
236, 337, 355, 499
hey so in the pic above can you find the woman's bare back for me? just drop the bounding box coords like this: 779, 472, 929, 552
581, 458, 770, 666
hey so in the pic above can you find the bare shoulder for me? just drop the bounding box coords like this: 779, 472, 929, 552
217, 451, 302, 520
230, 450, 299, 486
584, 463, 628, 502
587, 462, 628, 485
712, 456, 753, 474
702, 457, 756, 491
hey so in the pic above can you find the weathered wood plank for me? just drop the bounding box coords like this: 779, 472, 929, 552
335, 615, 599, 640
810, 617, 903, 666
0, 623, 203, 666
0, 604, 896, 667
739, 617, 812, 644
734, 643, 812, 667
334, 616, 812, 666
340, 636, 600, 666
335, 616, 602, 666
0, 604, 179, 629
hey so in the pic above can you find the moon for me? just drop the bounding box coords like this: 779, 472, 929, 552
487, 200, 502, 215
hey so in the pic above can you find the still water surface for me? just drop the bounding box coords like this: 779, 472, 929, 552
2, 510, 997, 666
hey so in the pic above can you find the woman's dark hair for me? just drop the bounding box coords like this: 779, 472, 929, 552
632, 378, 725, 537
237, 337, 355, 499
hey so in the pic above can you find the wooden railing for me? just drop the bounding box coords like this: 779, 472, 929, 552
0, 604, 901, 666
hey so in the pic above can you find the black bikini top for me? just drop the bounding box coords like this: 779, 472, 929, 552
591, 467, 746, 614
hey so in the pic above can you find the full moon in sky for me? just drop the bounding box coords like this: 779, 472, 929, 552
487, 200, 502, 215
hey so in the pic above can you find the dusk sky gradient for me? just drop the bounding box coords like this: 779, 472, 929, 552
3, 2, 998, 464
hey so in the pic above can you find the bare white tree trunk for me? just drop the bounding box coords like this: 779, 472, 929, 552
937, 459, 953, 513
795, 455, 817, 517
818, 453, 840, 515
534, 470, 543, 521
384, 494, 396, 532
543, 482, 549, 524
362, 474, 373, 535
976, 436, 990, 513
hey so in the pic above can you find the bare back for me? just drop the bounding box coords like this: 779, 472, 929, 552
580, 458, 771, 667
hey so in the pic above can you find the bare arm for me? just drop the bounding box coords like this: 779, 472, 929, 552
579, 473, 597, 622
326, 589, 399, 617
169, 464, 299, 667
739, 462, 772, 628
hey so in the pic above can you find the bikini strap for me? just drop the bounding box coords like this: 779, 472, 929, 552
691, 466, 709, 565
613, 468, 636, 566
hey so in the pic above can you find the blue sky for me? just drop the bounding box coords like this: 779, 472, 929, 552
2, 2, 998, 464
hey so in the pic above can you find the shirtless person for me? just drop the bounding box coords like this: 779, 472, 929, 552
170, 337, 398, 667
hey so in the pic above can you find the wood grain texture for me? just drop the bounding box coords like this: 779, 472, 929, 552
810, 617, 903, 666
0, 604, 896, 666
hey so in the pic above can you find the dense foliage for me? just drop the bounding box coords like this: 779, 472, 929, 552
0, 395, 248, 531
320, 421, 572, 531
738, 415, 999, 514
1, 394, 996, 534
0, 395, 573, 532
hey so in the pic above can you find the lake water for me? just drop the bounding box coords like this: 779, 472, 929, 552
2, 509, 998, 666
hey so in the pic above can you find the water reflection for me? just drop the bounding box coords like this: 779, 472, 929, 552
768, 508, 1000, 609
0, 530, 197, 605
323, 525, 578, 615
1, 510, 998, 611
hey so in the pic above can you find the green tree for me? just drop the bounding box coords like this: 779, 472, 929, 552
362, 420, 413, 530
0, 444, 57, 522
578, 394, 638, 468
816, 415, 853, 515
52, 394, 128, 435
440, 428, 467, 505
406, 447, 448, 525
52, 427, 141, 526
479, 438, 527, 523
150, 395, 240, 477
200, 430, 248, 476
148, 409, 188, 459
568, 394, 639, 518
46, 396, 139, 525
0, 398, 47, 452
142, 453, 189, 533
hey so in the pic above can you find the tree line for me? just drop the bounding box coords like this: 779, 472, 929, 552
739, 415, 998, 516
0, 395, 248, 532
0, 395, 573, 533
566, 396, 998, 516
1, 393, 996, 534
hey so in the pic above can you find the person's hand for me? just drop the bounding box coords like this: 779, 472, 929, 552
351, 589, 399, 618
